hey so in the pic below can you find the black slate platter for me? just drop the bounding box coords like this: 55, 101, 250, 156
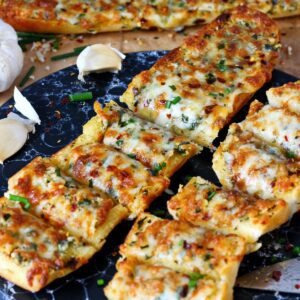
0, 50, 299, 300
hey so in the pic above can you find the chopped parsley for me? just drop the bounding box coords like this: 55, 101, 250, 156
217, 59, 228, 72
188, 272, 205, 288
127, 153, 136, 159
181, 114, 189, 123
286, 151, 296, 159
78, 199, 92, 206
116, 139, 124, 147
119, 118, 135, 127
151, 162, 167, 175
205, 73, 216, 84
169, 85, 176, 91
9, 194, 31, 210
55, 167, 61, 177
88, 179, 94, 188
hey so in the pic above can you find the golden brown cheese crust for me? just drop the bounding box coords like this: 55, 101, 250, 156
167, 176, 290, 243
93, 101, 200, 177
121, 6, 280, 147
213, 123, 300, 214
0, 1, 298, 33
119, 213, 246, 300
51, 142, 169, 218
7, 156, 128, 248
0, 197, 96, 292
104, 258, 221, 300
267, 80, 300, 115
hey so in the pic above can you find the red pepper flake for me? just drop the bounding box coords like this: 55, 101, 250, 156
284, 135, 289, 142
61, 97, 70, 105
271, 270, 282, 282
70, 203, 77, 212
295, 284, 300, 289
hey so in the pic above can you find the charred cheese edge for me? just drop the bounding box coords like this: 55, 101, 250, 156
167, 176, 290, 243
213, 123, 300, 214
240, 100, 300, 159
120, 6, 280, 147
93, 101, 200, 177
267, 80, 300, 115
0, 197, 96, 292
6, 157, 128, 248
0, 1, 297, 34
51, 141, 169, 218
120, 213, 246, 299
104, 257, 222, 300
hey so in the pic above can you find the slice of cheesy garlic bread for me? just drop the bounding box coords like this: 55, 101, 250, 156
168, 176, 290, 243
104, 257, 223, 300
51, 142, 169, 218
120, 6, 280, 147
6, 157, 128, 248
120, 213, 246, 299
213, 124, 300, 214
240, 100, 300, 159
266, 80, 300, 115
91, 101, 200, 177
0, 197, 96, 292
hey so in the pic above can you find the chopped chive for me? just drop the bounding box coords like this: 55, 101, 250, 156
172, 96, 181, 105
74, 46, 88, 54
116, 139, 124, 147
165, 100, 172, 109
9, 194, 31, 210
97, 278, 105, 286
78, 199, 92, 206
207, 190, 216, 201
169, 85, 176, 91
53, 38, 60, 50
69, 92, 93, 102
217, 59, 228, 72
292, 246, 300, 256
178, 239, 184, 247
19, 66, 35, 87
17, 32, 58, 39
188, 272, 205, 288
51, 46, 87, 61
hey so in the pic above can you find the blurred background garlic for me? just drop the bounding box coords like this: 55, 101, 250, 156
0, 19, 24, 92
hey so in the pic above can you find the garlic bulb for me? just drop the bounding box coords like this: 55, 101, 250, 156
77, 44, 125, 82
0, 19, 24, 92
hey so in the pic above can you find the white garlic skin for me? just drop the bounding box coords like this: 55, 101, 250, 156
0, 19, 24, 92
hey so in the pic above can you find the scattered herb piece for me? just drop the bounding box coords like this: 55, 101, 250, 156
217, 59, 228, 72
19, 66, 35, 87
165, 96, 182, 108
169, 85, 176, 91
286, 151, 296, 159
116, 139, 124, 147
89, 179, 94, 188
207, 190, 216, 201
205, 73, 216, 84
78, 199, 92, 206
51, 45, 87, 61
69, 92, 93, 102
55, 167, 61, 177
178, 240, 184, 247
218, 42, 225, 49
127, 153, 136, 159
188, 272, 205, 288
292, 246, 300, 256
9, 194, 31, 210
152, 162, 167, 175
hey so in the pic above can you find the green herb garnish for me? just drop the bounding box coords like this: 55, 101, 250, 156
188, 272, 205, 288
217, 59, 228, 72
78, 199, 92, 206
19, 66, 35, 87
292, 246, 300, 256
51, 45, 87, 61
116, 139, 124, 147
9, 194, 31, 210
152, 162, 167, 175
205, 73, 216, 84
286, 151, 296, 159
165, 96, 182, 108
69, 91, 93, 102
89, 179, 94, 188
207, 190, 216, 201
169, 85, 176, 91
55, 167, 61, 177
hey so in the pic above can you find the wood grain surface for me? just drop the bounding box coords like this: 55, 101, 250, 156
0, 17, 299, 106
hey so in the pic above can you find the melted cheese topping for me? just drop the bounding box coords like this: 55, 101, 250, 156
0, 198, 95, 289
168, 176, 290, 243
242, 104, 300, 159
121, 6, 280, 147
7, 157, 119, 246
52, 143, 169, 217
267, 80, 300, 115
105, 258, 219, 300
121, 213, 246, 280
96, 101, 199, 175
213, 125, 300, 213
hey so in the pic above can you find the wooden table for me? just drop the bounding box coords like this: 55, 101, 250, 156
0, 16, 299, 106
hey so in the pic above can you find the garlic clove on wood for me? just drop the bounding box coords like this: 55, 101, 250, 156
0, 118, 29, 164
77, 44, 125, 82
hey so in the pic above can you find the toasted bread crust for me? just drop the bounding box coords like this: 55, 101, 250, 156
0, 1, 298, 33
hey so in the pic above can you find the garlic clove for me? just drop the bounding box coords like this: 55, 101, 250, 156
77, 44, 125, 82
7, 112, 36, 133
14, 87, 41, 125
0, 118, 28, 164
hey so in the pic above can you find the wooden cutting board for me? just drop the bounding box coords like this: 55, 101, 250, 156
0, 16, 299, 106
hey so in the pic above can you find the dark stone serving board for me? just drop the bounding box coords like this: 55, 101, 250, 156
0, 51, 299, 300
